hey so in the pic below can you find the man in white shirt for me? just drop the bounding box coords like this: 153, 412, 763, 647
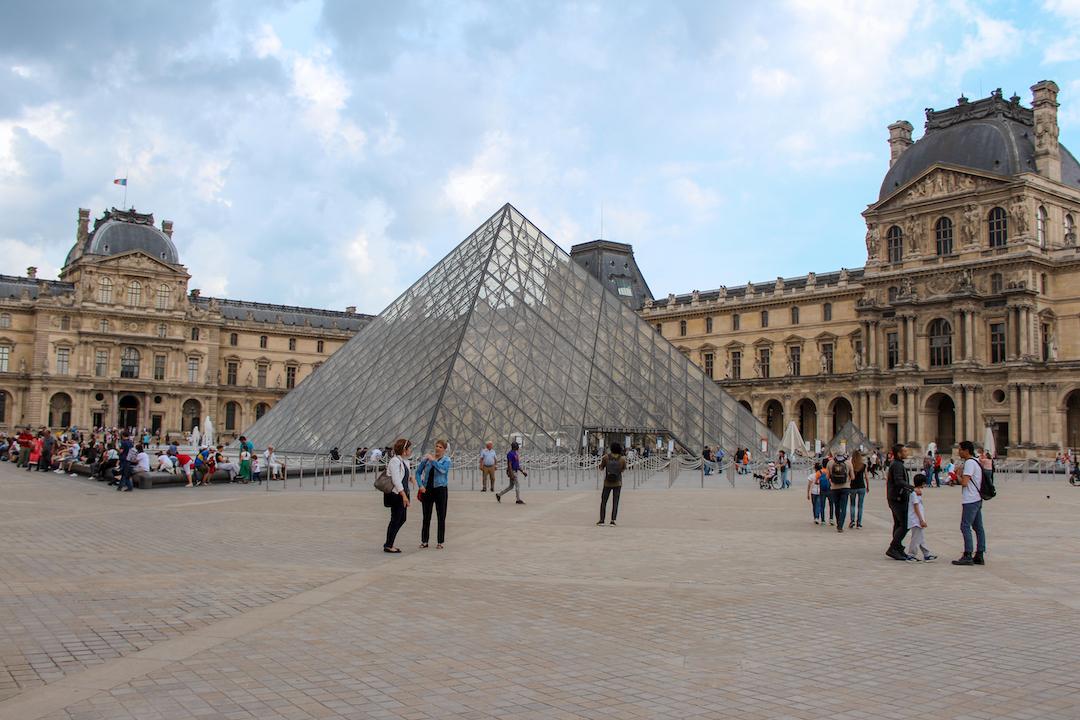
478, 441, 497, 492
952, 440, 987, 566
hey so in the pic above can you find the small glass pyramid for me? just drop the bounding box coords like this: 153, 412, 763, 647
245, 204, 777, 455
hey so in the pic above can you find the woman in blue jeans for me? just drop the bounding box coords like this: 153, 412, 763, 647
848, 450, 869, 529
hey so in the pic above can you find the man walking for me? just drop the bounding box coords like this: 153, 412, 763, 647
952, 440, 987, 566
496, 441, 527, 505
479, 441, 497, 492
885, 444, 914, 560
778, 450, 791, 489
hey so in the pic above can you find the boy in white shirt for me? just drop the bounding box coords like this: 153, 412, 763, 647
907, 474, 937, 562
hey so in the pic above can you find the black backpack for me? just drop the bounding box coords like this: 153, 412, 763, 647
978, 470, 997, 501
605, 455, 624, 483
830, 460, 848, 483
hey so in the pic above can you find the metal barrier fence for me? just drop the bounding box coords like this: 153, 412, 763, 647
207, 450, 1078, 492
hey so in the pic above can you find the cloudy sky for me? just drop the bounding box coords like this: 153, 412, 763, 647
1, 0, 1077, 313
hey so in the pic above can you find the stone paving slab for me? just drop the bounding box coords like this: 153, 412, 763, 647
0, 462, 1078, 718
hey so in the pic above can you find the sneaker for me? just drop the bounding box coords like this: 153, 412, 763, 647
495, 494, 501, 503
609, 521, 616, 526
856, 523, 863, 529
480, 488, 487, 492
814, 520, 819, 525
829, 520, 834, 526
515, 500, 525, 505
885, 549, 906, 561
951, 555, 974, 566
848, 522, 855, 529
596, 520, 605, 526
904, 554, 917, 561
923, 555, 938, 562
837, 526, 844, 533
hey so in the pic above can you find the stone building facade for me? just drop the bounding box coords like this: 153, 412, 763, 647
0, 207, 370, 441
640, 81, 1080, 458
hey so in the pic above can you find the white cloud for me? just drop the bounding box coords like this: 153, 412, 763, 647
290, 50, 366, 156
442, 132, 510, 216
252, 23, 282, 59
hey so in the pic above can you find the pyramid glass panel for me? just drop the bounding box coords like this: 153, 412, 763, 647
244, 204, 778, 455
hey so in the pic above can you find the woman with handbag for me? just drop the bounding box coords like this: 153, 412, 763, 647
383, 438, 412, 554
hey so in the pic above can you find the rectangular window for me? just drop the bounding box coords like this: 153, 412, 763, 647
259, 335, 267, 349
703, 352, 714, 379
823, 303, 832, 321
790, 307, 799, 325
56, 347, 70, 375
679, 320, 687, 336
790, 345, 801, 376
760, 310, 769, 328
758, 348, 770, 378
288, 338, 296, 351
226, 361, 238, 386
60, 316, 70, 330
0, 345, 9, 373
705, 317, 713, 333
95, 350, 108, 377
732, 314, 740, 331
317, 340, 325, 353
821, 343, 834, 374
188, 357, 200, 383
154, 354, 166, 381
286, 365, 297, 389
887, 332, 899, 369
990, 322, 1006, 364
257, 363, 267, 388
229, 333, 238, 347
731, 351, 742, 380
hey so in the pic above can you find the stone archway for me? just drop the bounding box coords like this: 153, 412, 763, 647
830, 396, 853, 438
181, 399, 202, 432
925, 392, 956, 451
737, 399, 752, 413
255, 402, 271, 421
763, 399, 784, 438
48, 392, 72, 428
118, 394, 139, 430
1065, 390, 1080, 451
796, 398, 818, 445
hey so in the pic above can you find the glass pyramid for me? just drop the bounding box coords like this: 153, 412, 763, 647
244, 204, 777, 455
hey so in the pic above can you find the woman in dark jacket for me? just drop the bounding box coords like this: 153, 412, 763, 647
597, 442, 627, 526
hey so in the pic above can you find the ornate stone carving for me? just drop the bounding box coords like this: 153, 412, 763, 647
904, 216, 922, 254
1009, 196, 1029, 236
865, 223, 879, 258
957, 268, 974, 292
961, 204, 980, 248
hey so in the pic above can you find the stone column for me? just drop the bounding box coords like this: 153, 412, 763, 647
967, 386, 979, 444
907, 317, 918, 368
870, 390, 880, 444
870, 321, 879, 368
1012, 384, 1023, 445
953, 309, 965, 361
816, 396, 829, 447
910, 386, 921, 447
956, 385, 968, 441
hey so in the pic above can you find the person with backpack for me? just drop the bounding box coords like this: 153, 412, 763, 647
885, 444, 914, 561
496, 441, 527, 505
597, 442, 627, 526
383, 438, 412, 554
117, 431, 134, 491
848, 450, 869, 529
953, 440, 989, 566
825, 452, 853, 532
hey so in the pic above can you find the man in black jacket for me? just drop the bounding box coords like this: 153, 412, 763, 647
885, 444, 914, 561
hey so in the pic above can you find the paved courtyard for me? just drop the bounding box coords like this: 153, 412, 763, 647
0, 462, 1078, 720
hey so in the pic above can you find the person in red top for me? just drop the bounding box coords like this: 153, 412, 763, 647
27, 433, 43, 471
16, 428, 33, 468
176, 453, 194, 486
933, 452, 943, 487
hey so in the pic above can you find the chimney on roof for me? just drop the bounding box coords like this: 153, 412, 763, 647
161, 219, 174, 238
1031, 80, 1061, 182
345, 305, 356, 314
887, 121, 914, 167
77, 208, 89, 244
26, 266, 37, 279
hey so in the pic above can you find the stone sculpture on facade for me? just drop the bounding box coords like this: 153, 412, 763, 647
961, 204, 980, 247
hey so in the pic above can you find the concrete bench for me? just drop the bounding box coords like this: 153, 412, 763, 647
133, 471, 190, 490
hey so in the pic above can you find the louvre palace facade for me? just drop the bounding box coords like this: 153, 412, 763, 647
0, 207, 370, 440
639, 81, 1080, 458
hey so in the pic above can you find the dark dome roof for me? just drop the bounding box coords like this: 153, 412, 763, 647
65, 208, 180, 266
879, 92, 1080, 200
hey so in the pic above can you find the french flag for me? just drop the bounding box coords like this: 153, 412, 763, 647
113, 178, 127, 186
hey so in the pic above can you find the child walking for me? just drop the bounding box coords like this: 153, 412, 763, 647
907, 474, 938, 562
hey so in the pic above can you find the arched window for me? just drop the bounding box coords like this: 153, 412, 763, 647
1037, 206, 1048, 248
120, 347, 140, 378
790, 307, 799, 325
886, 225, 903, 263
156, 284, 170, 310
928, 319, 952, 367
317, 339, 324, 353
255, 402, 270, 420
991, 272, 1004, 294
98, 277, 113, 304
127, 281, 142, 306
191, 327, 200, 341
1066, 213, 1075, 244
988, 207, 1007, 247
259, 335, 267, 349
935, 217, 953, 256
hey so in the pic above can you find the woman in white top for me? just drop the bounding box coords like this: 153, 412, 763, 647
383, 438, 413, 554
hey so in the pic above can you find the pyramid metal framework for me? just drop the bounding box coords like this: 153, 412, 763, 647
244, 204, 777, 455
